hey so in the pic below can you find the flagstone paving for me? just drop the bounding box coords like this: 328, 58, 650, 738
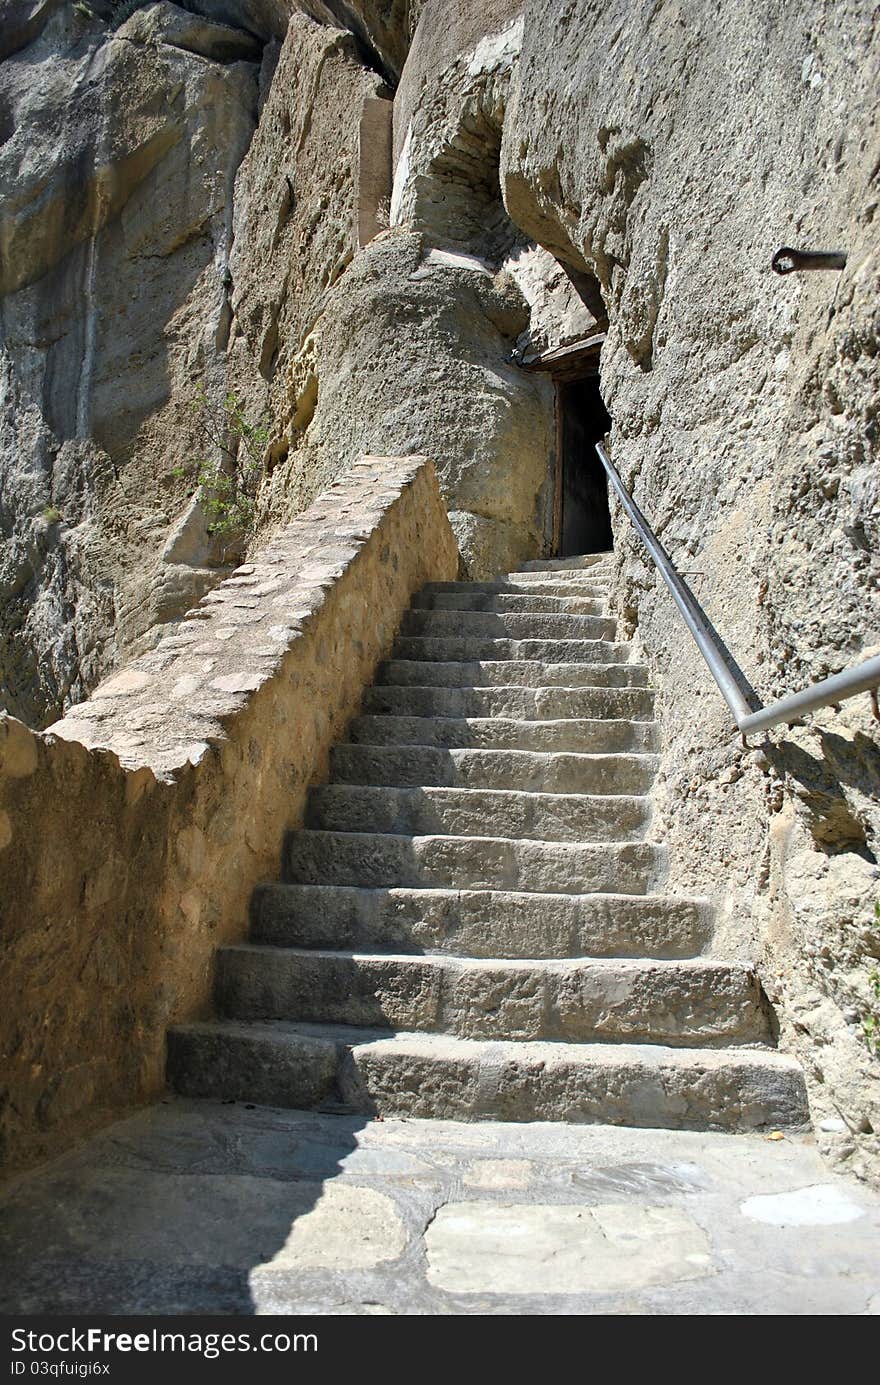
1, 1099, 878, 1316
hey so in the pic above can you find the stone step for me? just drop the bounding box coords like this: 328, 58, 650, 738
283, 830, 664, 895
346, 714, 659, 755
250, 885, 714, 959
518, 555, 611, 572
411, 591, 607, 615
392, 637, 632, 664
500, 572, 612, 590
378, 660, 650, 689
306, 785, 651, 842
510, 570, 613, 586
362, 683, 655, 721
216, 948, 770, 1048
421, 581, 610, 600
167, 1021, 810, 1132
330, 745, 659, 794
400, 609, 617, 641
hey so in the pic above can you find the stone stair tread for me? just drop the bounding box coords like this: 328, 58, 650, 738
219, 943, 761, 982
311, 784, 650, 802
360, 684, 654, 709
170, 1019, 798, 1060
392, 637, 633, 663
506, 576, 613, 589
346, 713, 659, 754
412, 592, 607, 612
167, 1020, 809, 1131
219, 943, 753, 974
401, 610, 617, 638
350, 713, 658, 728
284, 828, 665, 895
250, 884, 714, 959
306, 784, 651, 842
501, 565, 610, 576
218, 944, 759, 985
286, 827, 660, 847
330, 745, 660, 793
421, 581, 609, 597
378, 660, 650, 688
517, 555, 612, 571
363, 684, 655, 716
216, 946, 768, 1046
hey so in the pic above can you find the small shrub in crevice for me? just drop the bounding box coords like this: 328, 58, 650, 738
173, 388, 269, 558
859, 903, 880, 1058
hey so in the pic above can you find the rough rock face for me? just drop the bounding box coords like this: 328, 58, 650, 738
0, 0, 414, 727
251, 1, 559, 578
257, 227, 554, 577
0, 0, 548, 719
0, 3, 261, 724
224, 11, 387, 468
502, 0, 880, 1178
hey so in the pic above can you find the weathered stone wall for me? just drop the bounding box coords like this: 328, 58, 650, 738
502, 0, 880, 1179
0, 455, 458, 1175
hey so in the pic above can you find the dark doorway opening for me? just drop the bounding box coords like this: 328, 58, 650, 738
555, 374, 612, 556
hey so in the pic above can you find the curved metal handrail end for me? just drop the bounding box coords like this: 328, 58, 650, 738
594, 442, 880, 740
737, 654, 880, 737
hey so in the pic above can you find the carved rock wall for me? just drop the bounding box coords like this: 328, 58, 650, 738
257, 1, 559, 579
502, 0, 880, 1179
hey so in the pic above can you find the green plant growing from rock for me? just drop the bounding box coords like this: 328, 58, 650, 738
175, 387, 269, 557
859, 902, 880, 1058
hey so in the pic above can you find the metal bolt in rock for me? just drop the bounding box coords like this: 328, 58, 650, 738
771, 246, 847, 274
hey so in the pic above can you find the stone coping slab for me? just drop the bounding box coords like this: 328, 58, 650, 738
47, 456, 444, 779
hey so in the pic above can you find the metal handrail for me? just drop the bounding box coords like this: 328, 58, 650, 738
595, 442, 880, 738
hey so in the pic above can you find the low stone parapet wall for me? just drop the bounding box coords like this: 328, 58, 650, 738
0, 456, 458, 1175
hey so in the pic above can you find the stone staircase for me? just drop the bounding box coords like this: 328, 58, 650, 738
167, 555, 809, 1131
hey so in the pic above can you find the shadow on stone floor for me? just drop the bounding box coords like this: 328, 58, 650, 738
0, 1100, 374, 1315
2, 1099, 880, 1316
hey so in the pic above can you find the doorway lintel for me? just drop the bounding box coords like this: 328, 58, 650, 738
518, 331, 606, 380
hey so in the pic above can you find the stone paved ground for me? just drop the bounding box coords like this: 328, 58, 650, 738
1, 1099, 879, 1315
